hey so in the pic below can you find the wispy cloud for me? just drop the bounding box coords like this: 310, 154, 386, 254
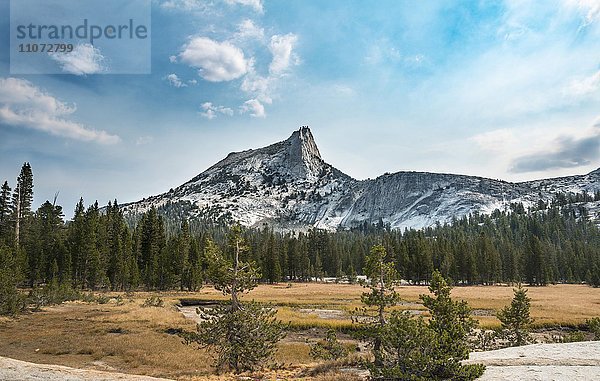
471, 129, 519, 153
239, 98, 265, 118
269, 34, 299, 75
0, 77, 119, 144
49, 43, 105, 76
234, 19, 265, 41
239, 33, 299, 110
166, 73, 187, 88
564, 0, 600, 26
225, 0, 263, 13
200, 102, 234, 119
565, 70, 600, 97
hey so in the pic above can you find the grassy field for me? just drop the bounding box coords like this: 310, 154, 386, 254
1, 283, 599, 380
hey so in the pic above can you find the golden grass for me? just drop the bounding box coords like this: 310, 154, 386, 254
0, 300, 212, 379
2, 283, 600, 380
231, 283, 600, 327
276, 307, 353, 330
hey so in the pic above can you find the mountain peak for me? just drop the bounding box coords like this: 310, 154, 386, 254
286, 126, 322, 161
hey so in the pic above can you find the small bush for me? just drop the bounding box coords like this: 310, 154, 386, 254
473, 330, 498, 351
80, 292, 97, 303
142, 295, 164, 308
0, 269, 26, 316
95, 295, 110, 304
28, 281, 81, 311
562, 331, 586, 343
113, 295, 124, 305
587, 317, 600, 340
310, 329, 349, 361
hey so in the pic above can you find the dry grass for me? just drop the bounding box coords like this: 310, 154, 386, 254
143, 283, 600, 329
2, 283, 600, 380
276, 307, 353, 330
0, 300, 211, 379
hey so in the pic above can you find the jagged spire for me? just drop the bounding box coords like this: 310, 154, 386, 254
285, 126, 323, 177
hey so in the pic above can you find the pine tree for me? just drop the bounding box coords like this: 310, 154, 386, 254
107, 200, 129, 290
0, 244, 24, 315
83, 202, 101, 289
420, 271, 479, 370
68, 198, 86, 288
177, 219, 191, 290
497, 284, 534, 346
353, 244, 400, 367
206, 225, 260, 310
373, 271, 485, 380
186, 225, 285, 373
11, 163, 34, 247
0, 181, 12, 242
139, 207, 165, 289
31, 200, 65, 285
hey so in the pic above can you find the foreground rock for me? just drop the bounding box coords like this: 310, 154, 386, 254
0, 356, 173, 381
465, 341, 600, 380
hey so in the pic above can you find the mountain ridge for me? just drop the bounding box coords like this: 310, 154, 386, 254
120, 127, 600, 230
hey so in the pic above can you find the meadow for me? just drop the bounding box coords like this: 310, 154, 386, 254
1, 283, 599, 380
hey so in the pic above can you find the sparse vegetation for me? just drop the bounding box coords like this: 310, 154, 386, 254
1, 284, 600, 379
309, 329, 349, 361
142, 295, 164, 308
587, 317, 600, 340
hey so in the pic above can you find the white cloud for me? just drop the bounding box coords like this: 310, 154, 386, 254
269, 34, 298, 75
49, 43, 105, 75
225, 0, 263, 13
235, 19, 265, 41
564, 0, 600, 26
241, 71, 272, 103
169, 55, 178, 63
0, 77, 119, 144
166, 73, 187, 88
565, 70, 600, 96
239, 33, 299, 106
200, 102, 234, 119
179, 37, 249, 82
239, 98, 265, 118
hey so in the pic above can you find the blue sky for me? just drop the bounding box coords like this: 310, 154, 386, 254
2, 0, 600, 216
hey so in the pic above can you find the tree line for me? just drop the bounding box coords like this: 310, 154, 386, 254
2, 162, 600, 293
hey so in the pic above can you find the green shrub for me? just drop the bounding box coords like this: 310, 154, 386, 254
0, 269, 25, 316
497, 284, 534, 347
587, 317, 600, 340
562, 331, 586, 343
310, 329, 349, 361
142, 295, 164, 308
366, 270, 485, 381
